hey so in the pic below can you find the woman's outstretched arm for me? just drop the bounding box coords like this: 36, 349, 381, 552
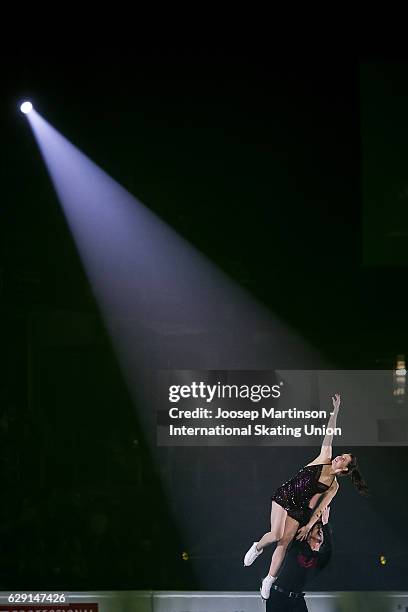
307, 394, 341, 465
321, 393, 341, 458
296, 481, 339, 540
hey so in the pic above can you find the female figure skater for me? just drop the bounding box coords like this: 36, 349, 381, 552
243, 394, 369, 600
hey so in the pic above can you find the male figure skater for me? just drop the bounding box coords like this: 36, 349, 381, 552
265, 506, 332, 610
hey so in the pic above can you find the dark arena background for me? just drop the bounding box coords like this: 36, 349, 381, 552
1, 49, 408, 610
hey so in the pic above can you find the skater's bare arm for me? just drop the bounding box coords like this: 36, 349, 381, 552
307, 394, 341, 465
296, 482, 338, 540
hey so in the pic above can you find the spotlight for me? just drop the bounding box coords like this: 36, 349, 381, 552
20, 101, 33, 114
379, 554, 387, 566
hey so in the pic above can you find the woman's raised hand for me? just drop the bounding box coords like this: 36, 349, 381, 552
331, 393, 341, 412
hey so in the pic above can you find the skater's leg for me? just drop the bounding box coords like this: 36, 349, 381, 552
268, 514, 299, 576
257, 501, 287, 550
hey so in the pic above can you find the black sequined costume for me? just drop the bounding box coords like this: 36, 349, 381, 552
271, 463, 334, 525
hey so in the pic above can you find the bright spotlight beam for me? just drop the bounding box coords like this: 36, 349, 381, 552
25, 111, 324, 428
20, 101, 33, 114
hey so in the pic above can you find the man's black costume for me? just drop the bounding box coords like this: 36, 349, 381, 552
266, 524, 332, 611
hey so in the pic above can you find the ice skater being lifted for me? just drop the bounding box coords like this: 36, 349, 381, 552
243, 394, 369, 600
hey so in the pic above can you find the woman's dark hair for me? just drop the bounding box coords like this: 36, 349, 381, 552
341, 454, 369, 496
